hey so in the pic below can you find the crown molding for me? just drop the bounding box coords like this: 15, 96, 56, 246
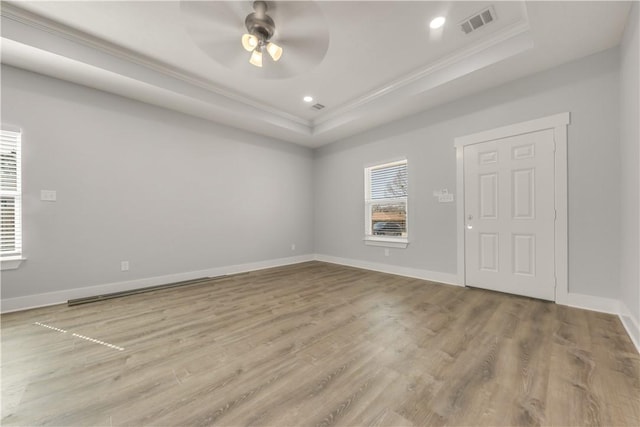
312, 19, 532, 128
0, 2, 310, 127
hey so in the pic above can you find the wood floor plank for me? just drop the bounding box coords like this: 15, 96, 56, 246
1, 261, 638, 426
546, 306, 607, 426
586, 311, 640, 425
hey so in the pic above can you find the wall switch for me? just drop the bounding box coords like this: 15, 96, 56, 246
384, 248, 390, 257
40, 190, 57, 201
438, 193, 454, 203
120, 261, 129, 271
291, 243, 296, 251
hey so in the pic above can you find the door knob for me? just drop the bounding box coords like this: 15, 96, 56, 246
467, 214, 473, 229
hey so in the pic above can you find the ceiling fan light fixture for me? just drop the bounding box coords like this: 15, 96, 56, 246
242, 1, 283, 68
241, 33, 259, 51
249, 48, 263, 67
266, 42, 283, 61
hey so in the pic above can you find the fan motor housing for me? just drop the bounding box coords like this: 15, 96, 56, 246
245, 1, 275, 42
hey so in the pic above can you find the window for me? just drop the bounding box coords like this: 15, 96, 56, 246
1, 129, 23, 268
364, 159, 408, 248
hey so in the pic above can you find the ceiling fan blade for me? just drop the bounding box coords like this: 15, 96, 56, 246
261, 1, 330, 78
180, 1, 248, 41
261, 34, 329, 74
196, 38, 248, 69
269, 1, 329, 39
277, 34, 329, 52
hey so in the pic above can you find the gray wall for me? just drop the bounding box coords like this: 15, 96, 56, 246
0, 43, 630, 305
620, 3, 640, 328
314, 48, 621, 299
1, 65, 314, 300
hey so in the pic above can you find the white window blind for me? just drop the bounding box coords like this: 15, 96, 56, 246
1, 129, 22, 258
365, 160, 408, 239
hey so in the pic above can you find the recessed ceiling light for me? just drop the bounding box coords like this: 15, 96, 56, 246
303, 96, 314, 103
430, 16, 446, 29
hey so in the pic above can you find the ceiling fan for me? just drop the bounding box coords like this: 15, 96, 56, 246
241, 1, 282, 67
180, 0, 330, 79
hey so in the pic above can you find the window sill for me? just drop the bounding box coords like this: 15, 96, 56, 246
363, 237, 409, 249
1, 257, 26, 270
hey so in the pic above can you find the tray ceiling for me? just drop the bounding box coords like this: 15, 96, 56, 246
0, 1, 632, 147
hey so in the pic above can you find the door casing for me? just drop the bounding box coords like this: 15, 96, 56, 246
455, 112, 570, 303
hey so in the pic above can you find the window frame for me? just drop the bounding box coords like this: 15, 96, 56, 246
364, 159, 409, 249
1, 128, 24, 270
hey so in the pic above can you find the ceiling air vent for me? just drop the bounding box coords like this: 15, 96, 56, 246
460, 6, 496, 34
311, 103, 325, 111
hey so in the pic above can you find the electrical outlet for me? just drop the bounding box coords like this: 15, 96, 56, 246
384, 248, 390, 257
291, 243, 296, 251
120, 261, 129, 271
40, 190, 57, 201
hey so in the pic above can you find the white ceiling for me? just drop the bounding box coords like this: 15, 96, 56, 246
0, 1, 632, 147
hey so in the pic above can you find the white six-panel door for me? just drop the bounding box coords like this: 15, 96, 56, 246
464, 129, 556, 301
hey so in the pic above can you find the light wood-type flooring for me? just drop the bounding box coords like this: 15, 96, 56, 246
1, 261, 639, 426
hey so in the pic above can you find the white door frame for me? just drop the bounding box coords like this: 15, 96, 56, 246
454, 112, 570, 303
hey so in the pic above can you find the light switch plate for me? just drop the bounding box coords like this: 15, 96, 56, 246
438, 193, 454, 203
40, 190, 57, 202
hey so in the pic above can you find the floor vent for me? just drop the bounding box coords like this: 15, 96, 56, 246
67, 276, 226, 306
311, 103, 325, 111
460, 6, 496, 34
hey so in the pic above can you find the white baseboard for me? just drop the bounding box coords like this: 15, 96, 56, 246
314, 254, 461, 286
1, 254, 315, 313
564, 292, 639, 354
564, 292, 621, 315
4, 253, 639, 355
619, 302, 640, 353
